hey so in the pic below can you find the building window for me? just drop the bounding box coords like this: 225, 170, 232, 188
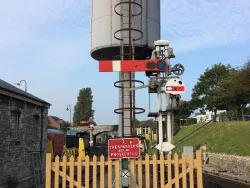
10, 111, 20, 139
145, 128, 148, 134
152, 129, 156, 134
33, 115, 40, 138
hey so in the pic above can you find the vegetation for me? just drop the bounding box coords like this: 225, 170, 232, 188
190, 60, 250, 120
73, 88, 94, 126
175, 100, 193, 126
173, 121, 250, 156
190, 63, 231, 120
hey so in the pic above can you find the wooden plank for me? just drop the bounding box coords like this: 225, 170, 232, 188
174, 153, 179, 188
160, 154, 165, 188
138, 157, 143, 188
167, 154, 172, 188
145, 154, 150, 188
93, 155, 97, 188
188, 154, 194, 188
182, 153, 187, 188
130, 159, 135, 188
54, 156, 60, 188
62, 155, 67, 188
196, 150, 203, 188
100, 155, 105, 188
115, 160, 120, 188
152, 154, 158, 188
45, 153, 51, 188
85, 155, 90, 188
69, 156, 74, 188
108, 158, 112, 188
51, 167, 84, 188
77, 156, 82, 188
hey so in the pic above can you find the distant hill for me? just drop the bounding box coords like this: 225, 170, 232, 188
173, 121, 250, 156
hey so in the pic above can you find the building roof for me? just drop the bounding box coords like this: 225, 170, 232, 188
137, 119, 158, 129
0, 79, 50, 106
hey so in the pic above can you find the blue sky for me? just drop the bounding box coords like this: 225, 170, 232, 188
0, 0, 250, 124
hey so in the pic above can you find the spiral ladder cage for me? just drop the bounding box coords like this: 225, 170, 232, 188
113, 0, 145, 137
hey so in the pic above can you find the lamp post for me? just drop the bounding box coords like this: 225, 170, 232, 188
66, 105, 72, 125
15, 80, 27, 92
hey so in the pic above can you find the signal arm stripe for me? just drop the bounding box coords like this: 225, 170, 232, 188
112, 61, 121, 72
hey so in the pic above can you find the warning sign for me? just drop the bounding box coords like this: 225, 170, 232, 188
165, 78, 185, 95
108, 138, 140, 159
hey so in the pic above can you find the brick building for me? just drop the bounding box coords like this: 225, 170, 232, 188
0, 79, 50, 188
48, 116, 71, 129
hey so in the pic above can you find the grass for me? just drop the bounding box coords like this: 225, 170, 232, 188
173, 121, 250, 156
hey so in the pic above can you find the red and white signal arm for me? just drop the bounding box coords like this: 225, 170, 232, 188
165, 78, 185, 95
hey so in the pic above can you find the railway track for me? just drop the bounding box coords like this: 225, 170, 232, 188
203, 171, 250, 188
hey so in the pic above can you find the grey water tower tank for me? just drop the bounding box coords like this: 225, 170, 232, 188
91, 0, 160, 60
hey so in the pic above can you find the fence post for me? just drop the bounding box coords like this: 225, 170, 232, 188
160, 154, 165, 188
196, 150, 203, 188
54, 156, 60, 188
93, 155, 97, 188
130, 159, 135, 188
145, 154, 150, 188
167, 153, 172, 188
85, 155, 90, 188
77, 156, 82, 188
46, 153, 51, 188
181, 153, 187, 188
62, 155, 67, 188
188, 153, 194, 188
100, 155, 105, 188
174, 153, 179, 188
115, 159, 120, 188
137, 157, 143, 188
69, 156, 75, 188
108, 158, 112, 188
152, 154, 158, 187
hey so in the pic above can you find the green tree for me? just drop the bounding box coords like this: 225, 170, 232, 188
214, 61, 250, 120
191, 63, 231, 121
175, 100, 193, 121
73, 88, 94, 126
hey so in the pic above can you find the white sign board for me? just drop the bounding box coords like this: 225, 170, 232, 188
156, 142, 175, 152
165, 78, 185, 95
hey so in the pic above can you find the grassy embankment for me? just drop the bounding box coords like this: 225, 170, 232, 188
173, 121, 250, 156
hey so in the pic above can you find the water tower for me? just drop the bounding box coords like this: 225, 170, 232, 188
91, 0, 160, 137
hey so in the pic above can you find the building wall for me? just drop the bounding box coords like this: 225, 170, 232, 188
0, 94, 48, 188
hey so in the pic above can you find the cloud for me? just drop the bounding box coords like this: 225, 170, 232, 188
161, 0, 250, 52
0, 0, 90, 69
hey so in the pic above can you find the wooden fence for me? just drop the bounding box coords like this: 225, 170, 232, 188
46, 150, 203, 188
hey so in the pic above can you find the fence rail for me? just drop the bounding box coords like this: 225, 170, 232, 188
46, 150, 203, 188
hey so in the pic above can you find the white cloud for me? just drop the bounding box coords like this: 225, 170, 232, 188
0, 0, 90, 69
161, 0, 250, 52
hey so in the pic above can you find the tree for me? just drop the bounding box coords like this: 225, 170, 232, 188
73, 88, 94, 126
214, 61, 250, 120
191, 63, 231, 121
175, 100, 193, 120
174, 100, 193, 126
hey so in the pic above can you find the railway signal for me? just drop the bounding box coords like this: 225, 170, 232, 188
99, 59, 168, 72
165, 78, 185, 95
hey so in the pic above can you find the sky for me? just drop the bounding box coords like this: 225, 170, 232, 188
0, 0, 250, 125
